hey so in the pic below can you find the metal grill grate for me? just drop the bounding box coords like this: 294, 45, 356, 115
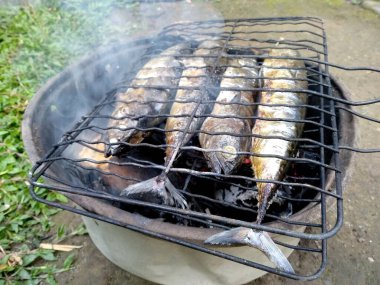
28, 17, 380, 280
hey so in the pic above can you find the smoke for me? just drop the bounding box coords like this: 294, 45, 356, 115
19, 1, 224, 191
44, 0, 224, 57
16, 1, 223, 151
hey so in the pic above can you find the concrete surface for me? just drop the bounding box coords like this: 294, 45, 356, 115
46, 1, 379, 284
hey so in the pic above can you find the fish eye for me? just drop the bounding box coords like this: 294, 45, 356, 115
222, 145, 237, 159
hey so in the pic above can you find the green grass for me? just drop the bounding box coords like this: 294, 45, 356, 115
0, 1, 140, 283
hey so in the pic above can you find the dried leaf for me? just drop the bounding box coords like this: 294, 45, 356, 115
39, 243, 82, 252
0, 246, 5, 259
0, 264, 8, 270
8, 254, 23, 266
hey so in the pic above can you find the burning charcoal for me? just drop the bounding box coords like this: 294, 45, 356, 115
184, 156, 206, 169
270, 188, 286, 207
215, 186, 246, 205
215, 185, 288, 209
297, 149, 321, 167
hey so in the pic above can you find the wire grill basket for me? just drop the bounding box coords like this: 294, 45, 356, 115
27, 17, 380, 280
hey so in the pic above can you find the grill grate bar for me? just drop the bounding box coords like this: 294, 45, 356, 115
37, 153, 343, 189
101, 83, 375, 106
33, 177, 329, 238
318, 43, 328, 274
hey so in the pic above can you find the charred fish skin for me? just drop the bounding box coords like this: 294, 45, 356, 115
199, 58, 258, 174
104, 43, 191, 157
252, 49, 308, 224
121, 40, 225, 208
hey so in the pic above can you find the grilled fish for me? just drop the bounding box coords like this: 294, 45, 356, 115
120, 40, 225, 208
252, 48, 308, 224
104, 43, 191, 157
205, 49, 307, 274
64, 133, 159, 196
164, 40, 224, 165
199, 57, 258, 174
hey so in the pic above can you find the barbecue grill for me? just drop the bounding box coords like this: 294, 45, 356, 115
23, 17, 380, 283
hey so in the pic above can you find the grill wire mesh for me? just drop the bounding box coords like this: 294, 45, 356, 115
28, 17, 380, 280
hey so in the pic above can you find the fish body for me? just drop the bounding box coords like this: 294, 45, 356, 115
199, 58, 258, 174
104, 43, 191, 157
121, 40, 225, 208
251, 49, 308, 224
165, 40, 225, 162
205, 49, 307, 274
64, 134, 160, 196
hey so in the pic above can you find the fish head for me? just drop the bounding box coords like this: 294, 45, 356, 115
104, 127, 134, 157
207, 143, 241, 175
104, 137, 125, 157
203, 118, 251, 175
220, 145, 239, 173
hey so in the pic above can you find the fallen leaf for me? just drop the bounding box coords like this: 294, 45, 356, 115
0, 264, 8, 270
8, 254, 22, 266
39, 243, 82, 252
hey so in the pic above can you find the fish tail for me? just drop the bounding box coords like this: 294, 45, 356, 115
120, 175, 188, 209
205, 227, 295, 274
256, 183, 274, 224
165, 178, 188, 209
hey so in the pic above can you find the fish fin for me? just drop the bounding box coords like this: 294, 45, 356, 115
205, 227, 295, 274
246, 230, 295, 274
165, 178, 188, 209
230, 93, 242, 104
120, 176, 188, 209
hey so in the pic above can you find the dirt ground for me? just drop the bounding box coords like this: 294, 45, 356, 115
47, 1, 379, 284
